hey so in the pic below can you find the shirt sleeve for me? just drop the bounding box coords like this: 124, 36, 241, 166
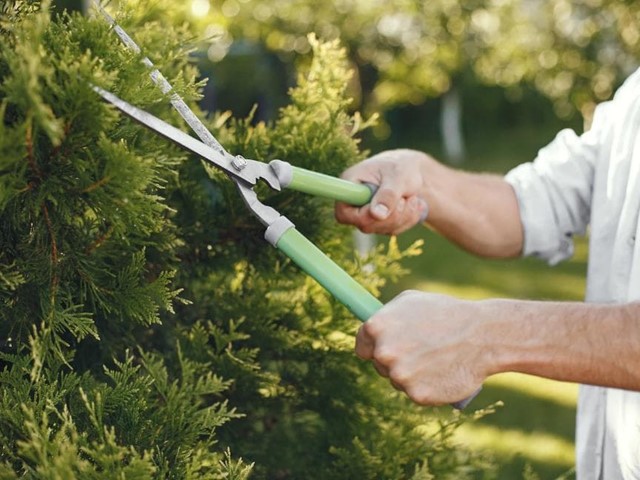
504, 102, 610, 265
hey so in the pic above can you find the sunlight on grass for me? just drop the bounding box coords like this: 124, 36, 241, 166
456, 423, 575, 467
408, 275, 585, 302
487, 373, 578, 409
473, 269, 587, 300
573, 236, 589, 261
411, 280, 504, 299
400, 270, 586, 301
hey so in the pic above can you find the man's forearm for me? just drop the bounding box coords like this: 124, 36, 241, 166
418, 154, 524, 258
357, 292, 640, 405
482, 299, 640, 391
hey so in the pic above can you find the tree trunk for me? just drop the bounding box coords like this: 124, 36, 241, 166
440, 85, 465, 165
354, 230, 376, 273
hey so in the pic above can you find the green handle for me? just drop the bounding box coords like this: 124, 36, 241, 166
289, 166, 374, 206
274, 226, 478, 409
275, 227, 383, 321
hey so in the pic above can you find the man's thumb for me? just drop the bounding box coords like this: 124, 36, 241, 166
370, 185, 400, 220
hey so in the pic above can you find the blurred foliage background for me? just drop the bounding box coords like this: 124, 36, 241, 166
89, 0, 639, 162
119, 0, 640, 114
49, 0, 639, 478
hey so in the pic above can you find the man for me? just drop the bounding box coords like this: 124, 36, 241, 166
334, 68, 640, 479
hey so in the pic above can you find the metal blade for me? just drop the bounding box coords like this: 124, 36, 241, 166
92, 1, 283, 218
94, 85, 252, 183
91, 1, 227, 158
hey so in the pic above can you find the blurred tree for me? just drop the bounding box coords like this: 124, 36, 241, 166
109, 0, 638, 158
52, 0, 82, 12
472, 0, 640, 120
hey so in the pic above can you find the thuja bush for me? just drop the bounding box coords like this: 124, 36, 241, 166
0, 2, 495, 478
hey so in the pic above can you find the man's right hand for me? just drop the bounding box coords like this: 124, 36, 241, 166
334, 149, 430, 235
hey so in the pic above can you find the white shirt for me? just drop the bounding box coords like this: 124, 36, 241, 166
505, 67, 640, 480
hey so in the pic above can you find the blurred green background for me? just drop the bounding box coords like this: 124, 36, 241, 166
54, 0, 638, 477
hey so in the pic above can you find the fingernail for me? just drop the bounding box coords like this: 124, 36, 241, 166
418, 199, 429, 222
372, 203, 390, 219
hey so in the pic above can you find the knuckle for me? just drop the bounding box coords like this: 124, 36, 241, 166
405, 385, 433, 406
363, 316, 384, 337
373, 346, 396, 365
339, 165, 359, 181
388, 366, 410, 386
376, 186, 400, 204
377, 186, 395, 197
396, 289, 418, 300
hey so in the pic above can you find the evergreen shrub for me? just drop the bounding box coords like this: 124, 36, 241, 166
0, 2, 495, 478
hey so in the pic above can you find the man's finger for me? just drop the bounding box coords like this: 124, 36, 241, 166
387, 197, 430, 234
370, 186, 401, 220
372, 360, 389, 378
355, 324, 375, 360
334, 201, 360, 225
390, 379, 405, 392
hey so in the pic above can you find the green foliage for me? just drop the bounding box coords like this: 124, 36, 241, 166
0, 2, 246, 477
0, 2, 495, 478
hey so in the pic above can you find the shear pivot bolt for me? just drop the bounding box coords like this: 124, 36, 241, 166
232, 155, 248, 171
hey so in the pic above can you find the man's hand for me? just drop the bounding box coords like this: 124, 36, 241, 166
335, 149, 429, 235
336, 148, 524, 258
355, 290, 490, 405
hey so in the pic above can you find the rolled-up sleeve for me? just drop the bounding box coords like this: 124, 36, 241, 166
504, 103, 609, 264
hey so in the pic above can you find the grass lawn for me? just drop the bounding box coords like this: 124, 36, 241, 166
371, 120, 588, 479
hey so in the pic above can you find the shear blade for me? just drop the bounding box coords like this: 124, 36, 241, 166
93, 85, 276, 187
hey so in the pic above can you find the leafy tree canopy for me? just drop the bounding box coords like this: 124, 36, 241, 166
134, 0, 639, 119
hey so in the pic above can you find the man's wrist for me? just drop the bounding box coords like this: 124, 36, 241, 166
473, 298, 542, 377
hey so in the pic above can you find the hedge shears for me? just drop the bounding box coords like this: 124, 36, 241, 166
93, 2, 476, 409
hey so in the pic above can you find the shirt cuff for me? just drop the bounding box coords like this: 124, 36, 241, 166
505, 163, 574, 265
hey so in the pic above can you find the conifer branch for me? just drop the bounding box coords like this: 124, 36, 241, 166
41, 201, 59, 293
17, 181, 35, 193
86, 224, 114, 254
49, 121, 71, 159
25, 122, 42, 181
81, 175, 112, 193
